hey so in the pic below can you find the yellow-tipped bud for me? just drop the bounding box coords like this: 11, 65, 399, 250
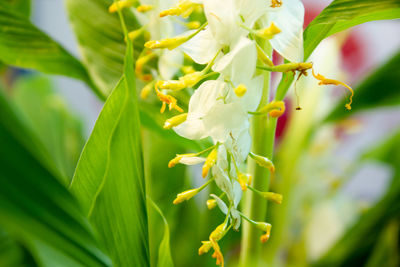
271, 0, 283, 8
182, 65, 196, 74
136, 4, 154, 12
164, 113, 188, 129
186, 21, 201, 29
260, 192, 283, 204
156, 71, 203, 91
210, 223, 226, 241
159, 0, 201, 18
173, 189, 198, 204
156, 90, 183, 113
108, 0, 134, 13
135, 52, 156, 77
168, 153, 197, 168
202, 148, 218, 178
206, 199, 217, 210
250, 152, 275, 173
312, 68, 354, 110
234, 84, 247, 98
127, 28, 145, 42
256, 22, 281, 39
140, 82, 154, 99
237, 172, 252, 191
256, 222, 272, 243
258, 101, 286, 118
198, 241, 212, 255
145, 35, 190, 50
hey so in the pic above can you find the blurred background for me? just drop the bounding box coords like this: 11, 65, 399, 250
1, 0, 400, 266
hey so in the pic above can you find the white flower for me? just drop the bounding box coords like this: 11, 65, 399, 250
266, 0, 305, 62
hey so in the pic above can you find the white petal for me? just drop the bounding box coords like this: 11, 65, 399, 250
173, 116, 207, 140
180, 27, 221, 65
235, 0, 268, 27
188, 80, 227, 115
212, 165, 234, 201
158, 49, 183, 80
179, 156, 206, 165
203, 102, 248, 143
203, 0, 240, 45
233, 128, 252, 162
230, 208, 242, 230
232, 180, 242, 208
269, 0, 304, 62
238, 75, 264, 112
213, 37, 257, 83
210, 194, 228, 214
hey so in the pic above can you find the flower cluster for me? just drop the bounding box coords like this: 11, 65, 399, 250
109, 0, 354, 266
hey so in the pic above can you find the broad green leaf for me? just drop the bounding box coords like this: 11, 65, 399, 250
65, 0, 143, 95
70, 17, 149, 266
148, 198, 174, 267
0, 91, 111, 267
325, 50, 400, 121
6, 0, 30, 17
0, 229, 37, 267
0, 2, 104, 99
12, 75, 85, 184
304, 0, 400, 59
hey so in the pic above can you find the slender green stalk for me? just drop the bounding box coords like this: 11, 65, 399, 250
240, 43, 277, 266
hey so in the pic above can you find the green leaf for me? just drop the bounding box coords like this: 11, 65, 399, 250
304, 0, 400, 59
0, 2, 104, 99
65, 0, 143, 95
70, 16, 149, 266
325, 50, 400, 122
5, 0, 30, 17
0, 90, 111, 267
148, 198, 174, 267
11, 75, 85, 184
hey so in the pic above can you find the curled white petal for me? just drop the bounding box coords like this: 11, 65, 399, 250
269, 0, 304, 62
210, 194, 228, 214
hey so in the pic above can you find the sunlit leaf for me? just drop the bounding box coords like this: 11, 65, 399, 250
304, 0, 400, 59
325, 50, 400, 122
5, 0, 30, 17
65, 0, 143, 95
0, 90, 111, 267
12, 75, 85, 184
0, 2, 104, 98
70, 16, 149, 266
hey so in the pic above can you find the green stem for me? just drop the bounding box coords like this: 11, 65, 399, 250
240, 42, 276, 266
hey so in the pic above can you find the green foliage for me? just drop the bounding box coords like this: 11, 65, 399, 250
325, 50, 400, 121
0, 2, 103, 97
65, 0, 143, 96
5, 0, 30, 17
304, 0, 400, 59
11, 75, 85, 184
0, 90, 111, 267
70, 21, 149, 266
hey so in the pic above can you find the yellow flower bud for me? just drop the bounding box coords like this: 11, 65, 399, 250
249, 153, 275, 173
145, 35, 190, 50
173, 189, 199, 204
127, 28, 144, 42
136, 5, 154, 12
159, 0, 201, 18
237, 172, 251, 191
108, 0, 134, 13
140, 82, 154, 99
186, 21, 201, 29
198, 241, 212, 255
168, 153, 197, 168
202, 148, 218, 178
256, 222, 272, 243
258, 101, 286, 118
234, 84, 247, 98
164, 113, 188, 129
156, 72, 203, 91
256, 22, 281, 39
260, 192, 283, 204
206, 199, 217, 210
